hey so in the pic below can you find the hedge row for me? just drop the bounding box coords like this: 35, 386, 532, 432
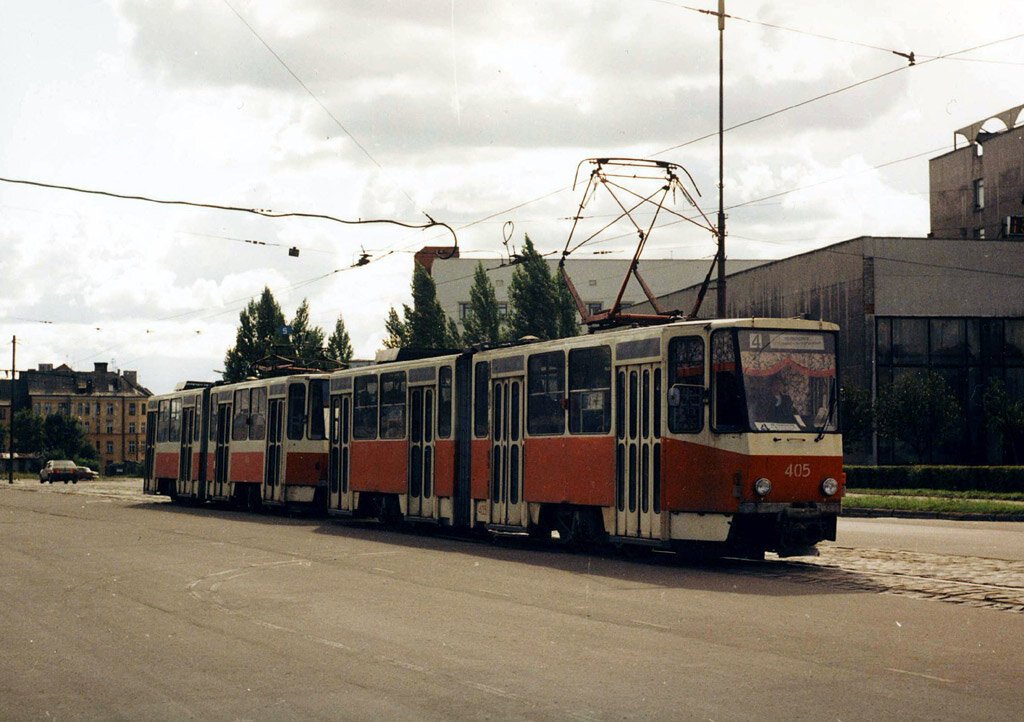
845, 466, 1024, 493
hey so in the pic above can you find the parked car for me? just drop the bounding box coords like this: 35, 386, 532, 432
39, 460, 78, 484
75, 466, 99, 481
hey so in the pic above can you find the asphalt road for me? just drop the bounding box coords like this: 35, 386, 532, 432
2, 480, 1022, 720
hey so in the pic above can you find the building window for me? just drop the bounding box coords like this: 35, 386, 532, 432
106, 422, 114, 434
973, 227, 985, 239
107, 403, 115, 416
497, 303, 508, 318
458, 302, 471, 320
129, 403, 136, 416
128, 422, 136, 434
44, 403, 52, 414
128, 440, 137, 455
0, 408, 6, 421
34, 403, 40, 414
59, 402, 70, 415
973, 178, 984, 210
106, 441, 114, 454
587, 303, 603, 316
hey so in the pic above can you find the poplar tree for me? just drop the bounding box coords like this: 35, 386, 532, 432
505, 235, 579, 340
383, 263, 460, 349
289, 298, 326, 366
462, 262, 503, 346
326, 315, 354, 364
223, 287, 286, 382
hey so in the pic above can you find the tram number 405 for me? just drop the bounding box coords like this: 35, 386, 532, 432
784, 463, 812, 478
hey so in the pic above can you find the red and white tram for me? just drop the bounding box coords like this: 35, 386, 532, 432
145, 374, 330, 510
145, 317, 843, 557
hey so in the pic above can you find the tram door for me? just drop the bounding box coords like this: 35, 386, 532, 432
143, 409, 157, 494
490, 377, 524, 527
211, 401, 231, 499
408, 386, 435, 519
327, 393, 353, 512
264, 398, 285, 504
177, 406, 195, 498
614, 363, 662, 539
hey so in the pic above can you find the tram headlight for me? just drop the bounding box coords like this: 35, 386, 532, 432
821, 477, 839, 497
754, 477, 772, 497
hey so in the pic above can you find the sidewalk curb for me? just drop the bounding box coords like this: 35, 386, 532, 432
842, 508, 1024, 522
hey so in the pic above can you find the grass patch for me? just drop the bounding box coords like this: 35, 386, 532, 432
844, 493, 1024, 516
847, 487, 1024, 502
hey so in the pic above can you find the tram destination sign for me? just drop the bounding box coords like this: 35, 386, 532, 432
742, 331, 826, 352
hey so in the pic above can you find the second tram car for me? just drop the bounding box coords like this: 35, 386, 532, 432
145, 317, 843, 557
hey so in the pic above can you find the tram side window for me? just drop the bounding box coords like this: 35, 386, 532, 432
250, 387, 267, 440
473, 362, 489, 437
157, 400, 169, 443
379, 371, 407, 439
668, 336, 705, 433
232, 389, 250, 441
568, 346, 611, 434
438, 366, 453, 439
169, 397, 182, 442
353, 375, 379, 440
308, 379, 329, 440
528, 351, 565, 435
711, 331, 746, 431
287, 383, 306, 440
208, 397, 217, 441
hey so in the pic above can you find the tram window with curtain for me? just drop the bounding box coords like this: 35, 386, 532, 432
473, 362, 489, 437
668, 336, 705, 433
528, 350, 565, 435
287, 383, 306, 440
438, 366, 453, 439
307, 379, 329, 440
568, 346, 611, 434
379, 371, 407, 440
353, 375, 378, 439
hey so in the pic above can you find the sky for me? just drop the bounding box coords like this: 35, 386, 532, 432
1, 0, 1022, 394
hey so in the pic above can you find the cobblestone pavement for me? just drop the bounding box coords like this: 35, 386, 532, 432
7, 478, 1023, 612
762, 546, 1024, 613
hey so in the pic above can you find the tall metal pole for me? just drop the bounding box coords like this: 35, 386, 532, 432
8, 336, 14, 483
716, 0, 727, 318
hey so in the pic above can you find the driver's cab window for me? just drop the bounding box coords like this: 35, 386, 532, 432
711, 331, 745, 431
667, 336, 705, 433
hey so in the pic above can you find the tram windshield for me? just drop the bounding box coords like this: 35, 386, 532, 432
735, 329, 838, 433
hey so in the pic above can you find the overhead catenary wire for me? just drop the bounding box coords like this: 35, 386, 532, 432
0, 175, 458, 248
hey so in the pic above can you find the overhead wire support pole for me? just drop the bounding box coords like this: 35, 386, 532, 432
716, 0, 727, 319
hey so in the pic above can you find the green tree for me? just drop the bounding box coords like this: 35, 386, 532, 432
326, 314, 354, 365
875, 370, 961, 464
12, 409, 43, 454
462, 263, 503, 346
983, 379, 1024, 463
505, 235, 580, 341
839, 384, 873, 453
384, 263, 460, 349
553, 270, 581, 338
223, 287, 287, 382
289, 298, 326, 367
42, 413, 86, 460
